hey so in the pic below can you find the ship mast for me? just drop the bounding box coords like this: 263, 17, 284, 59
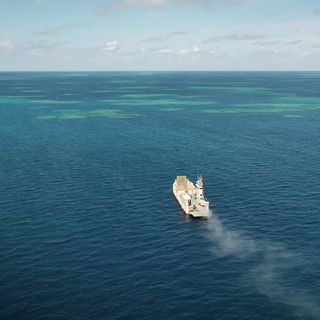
196, 176, 204, 200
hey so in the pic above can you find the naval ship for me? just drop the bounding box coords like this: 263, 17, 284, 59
173, 176, 210, 218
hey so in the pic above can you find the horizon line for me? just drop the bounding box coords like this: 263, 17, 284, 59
1, 70, 320, 73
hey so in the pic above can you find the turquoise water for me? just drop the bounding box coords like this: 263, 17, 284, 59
0, 72, 320, 320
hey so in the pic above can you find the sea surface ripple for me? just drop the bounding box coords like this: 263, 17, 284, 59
0, 72, 320, 320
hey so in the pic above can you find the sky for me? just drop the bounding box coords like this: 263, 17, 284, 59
0, 0, 320, 71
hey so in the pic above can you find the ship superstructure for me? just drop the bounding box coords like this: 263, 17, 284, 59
173, 176, 210, 218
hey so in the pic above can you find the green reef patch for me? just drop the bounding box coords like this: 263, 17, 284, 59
161, 108, 184, 112
38, 109, 139, 120
91, 90, 115, 93
274, 96, 320, 105
191, 86, 284, 94
31, 106, 49, 110
283, 115, 304, 118
60, 73, 88, 78
109, 80, 137, 84
121, 94, 207, 101
22, 90, 43, 93
0, 97, 25, 104
294, 73, 320, 78
0, 96, 43, 104
30, 99, 80, 105
203, 101, 320, 114
110, 98, 213, 107
13, 86, 33, 90
100, 99, 128, 103
1, 96, 72, 106
119, 86, 155, 90
122, 93, 176, 99
202, 96, 320, 114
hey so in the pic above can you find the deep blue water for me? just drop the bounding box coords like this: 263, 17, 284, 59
0, 72, 320, 320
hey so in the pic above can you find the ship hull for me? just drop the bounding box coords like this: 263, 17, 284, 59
173, 180, 210, 218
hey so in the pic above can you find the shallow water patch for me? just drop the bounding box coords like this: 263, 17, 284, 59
22, 90, 43, 93
191, 86, 284, 94
37, 109, 139, 120
110, 98, 213, 107
30, 106, 49, 110
122, 93, 177, 99
12, 86, 33, 90
30, 99, 80, 105
283, 115, 304, 118
0, 96, 44, 104
203, 102, 320, 114
160, 108, 184, 112
275, 96, 320, 105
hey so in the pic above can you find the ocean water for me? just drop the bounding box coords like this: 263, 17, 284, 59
0, 72, 320, 320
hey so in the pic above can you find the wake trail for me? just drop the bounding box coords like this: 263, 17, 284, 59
206, 211, 256, 257
205, 211, 320, 319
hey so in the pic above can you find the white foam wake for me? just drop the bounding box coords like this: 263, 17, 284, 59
205, 211, 320, 319
206, 211, 256, 257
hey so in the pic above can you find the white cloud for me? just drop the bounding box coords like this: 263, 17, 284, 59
203, 33, 266, 43
180, 48, 189, 55
100, 0, 169, 11
101, 41, 147, 57
0, 40, 14, 52
254, 39, 302, 46
178, 46, 201, 56
122, 0, 168, 5
157, 48, 172, 54
103, 40, 120, 52
208, 50, 227, 58
100, 0, 242, 11
192, 45, 200, 53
